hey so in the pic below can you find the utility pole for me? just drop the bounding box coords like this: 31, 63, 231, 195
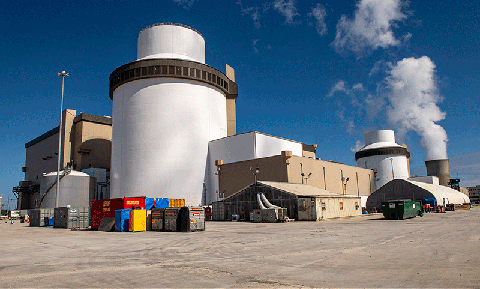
56, 71, 69, 208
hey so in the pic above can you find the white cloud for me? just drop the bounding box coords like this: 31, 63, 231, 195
350, 140, 365, 152
308, 3, 327, 36
328, 80, 365, 134
368, 60, 386, 77
238, 1, 262, 29
273, 0, 300, 24
252, 39, 260, 54
385, 56, 448, 161
333, 0, 408, 56
364, 93, 385, 119
327, 80, 347, 97
352, 83, 364, 91
173, 0, 196, 9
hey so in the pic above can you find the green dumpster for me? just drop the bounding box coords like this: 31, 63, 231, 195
381, 200, 423, 220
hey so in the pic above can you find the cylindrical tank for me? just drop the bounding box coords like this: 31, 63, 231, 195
137, 24, 205, 63
356, 130, 410, 190
364, 130, 395, 145
425, 159, 451, 186
109, 24, 234, 206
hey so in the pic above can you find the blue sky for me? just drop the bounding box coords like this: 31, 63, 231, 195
1, 0, 479, 207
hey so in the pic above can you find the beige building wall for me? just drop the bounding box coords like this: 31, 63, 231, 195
25, 131, 60, 182
24, 109, 77, 182
287, 156, 376, 196
218, 155, 289, 198
298, 196, 361, 220
318, 197, 361, 219
61, 109, 77, 168
71, 114, 112, 171
217, 154, 376, 200
23, 111, 112, 182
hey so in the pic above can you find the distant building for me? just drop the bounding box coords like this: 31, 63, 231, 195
467, 185, 480, 204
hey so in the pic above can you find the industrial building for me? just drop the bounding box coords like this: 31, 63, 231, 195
109, 23, 238, 206
211, 132, 375, 203
366, 179, 470, 210
355, 130, 411, 189
14, 110, 112, 209
15, 24, 378, 214
213, 181, 362, 221
468, 185, 480, 204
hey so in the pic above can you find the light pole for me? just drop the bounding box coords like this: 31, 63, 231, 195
56, 71, 69, 208
250, 166, 260, 194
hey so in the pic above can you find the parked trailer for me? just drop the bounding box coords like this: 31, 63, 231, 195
382, 200, 423, 220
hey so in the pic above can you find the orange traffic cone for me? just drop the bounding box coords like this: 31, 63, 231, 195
10, 219, 14, 224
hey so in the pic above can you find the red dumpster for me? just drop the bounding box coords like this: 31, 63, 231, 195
91, 197, 146, 229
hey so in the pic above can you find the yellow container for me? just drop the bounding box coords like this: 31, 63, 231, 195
169, 199, 185, 208
129, 209, 146, 232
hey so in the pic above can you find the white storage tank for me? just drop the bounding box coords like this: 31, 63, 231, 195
355, 130, 410, 189
38, 170, 95, 208
109, 24, 238, 206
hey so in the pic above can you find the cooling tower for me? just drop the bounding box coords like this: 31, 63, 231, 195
109, 24, 238, 206
425, 159, 451, 186
356, 130, 410, 189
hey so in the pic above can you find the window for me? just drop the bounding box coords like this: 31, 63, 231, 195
340, 202, 344, 210
183, 67, 189, 76
321, 202, 326, 211
168, 66, 175, 74
355, 202, 359, 210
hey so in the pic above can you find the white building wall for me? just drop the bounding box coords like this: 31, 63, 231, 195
137, 25, 205, 63
111, 78, 227, 206
358, 154, 409, 189
255, 133, 303, 159
408, 176, 439, 185
205, 132, 303, 204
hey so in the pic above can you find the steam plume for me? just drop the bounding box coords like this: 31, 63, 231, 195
386, 56, 448, 160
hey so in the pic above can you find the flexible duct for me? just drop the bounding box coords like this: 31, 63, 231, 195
260, 193, 280, 208
256, 193, 267, 209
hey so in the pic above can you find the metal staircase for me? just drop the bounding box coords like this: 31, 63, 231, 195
36, 167, 72, 208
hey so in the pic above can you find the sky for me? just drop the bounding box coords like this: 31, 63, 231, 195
1, 0, 479, 208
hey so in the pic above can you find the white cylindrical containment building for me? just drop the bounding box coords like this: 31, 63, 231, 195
109, 24, 238, 206
355, 130, 410, 190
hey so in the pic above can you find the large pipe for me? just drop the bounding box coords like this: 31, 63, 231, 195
425, 159, 451, 186
260, 193, 280, 208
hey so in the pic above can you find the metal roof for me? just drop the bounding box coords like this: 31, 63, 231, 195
257, 181, 357, 198
407, 180, 470, 204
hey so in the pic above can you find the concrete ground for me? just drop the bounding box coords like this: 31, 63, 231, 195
0, 208, 479, 288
